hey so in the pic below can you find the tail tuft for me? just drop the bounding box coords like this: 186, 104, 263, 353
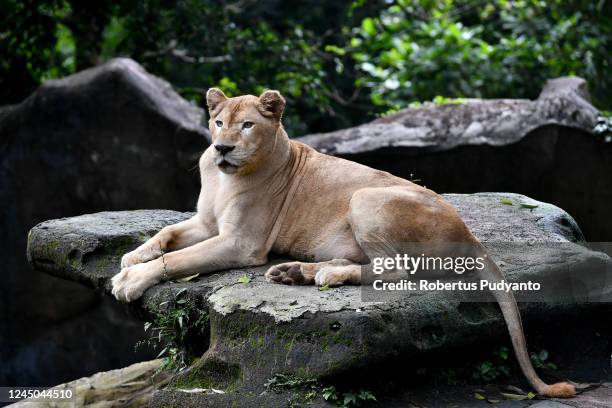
543, 382, 576, 398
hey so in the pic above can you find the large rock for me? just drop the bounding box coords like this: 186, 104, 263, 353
297, 77, 612, 241
27, 194, 612, 406
9, 359, 170, 408
0, 58, 208, 386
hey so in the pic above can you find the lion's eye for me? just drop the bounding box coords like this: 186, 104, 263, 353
242, 121, 254, 129
215, 120, 223, 128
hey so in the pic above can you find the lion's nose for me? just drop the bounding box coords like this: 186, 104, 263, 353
214, 144, 235, 155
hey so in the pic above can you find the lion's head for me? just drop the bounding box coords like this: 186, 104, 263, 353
205, 88, 286, 175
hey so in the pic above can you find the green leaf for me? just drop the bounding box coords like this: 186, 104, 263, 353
319, 283, 331, 291
539, 350, 548, 361
144, 322, 152, 332
322, 386, 336, 401
520, 203, 539, 210
361, 18, 376, 36
358, 390, 376, 401
156, 346, 168, 358
238, 274, 251, 284
343, 392, 357, 405
474, 392, 486, 400
324, 44, 346, 56
218, 77, 239, 96
500, 199, 514, 205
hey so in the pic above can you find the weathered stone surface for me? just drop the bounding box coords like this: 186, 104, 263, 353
378, 382, 612, 408
27, 193, 612, 406
148, 388, 335, 408
9, 359, 170, 408
297, 77, 612, 241
1, 58, 208, 385
27, 210, 239, 317
28, 210, 193, 292
28, 193, 595, 312
299, 77, 597, 154
551, 383, 612, 408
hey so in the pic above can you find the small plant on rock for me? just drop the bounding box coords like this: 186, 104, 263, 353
530, 349, 558, 371
322, 386, 377, 407
265, 374, 376, 407
138, 288, 208, 373
472, 346, 511, 382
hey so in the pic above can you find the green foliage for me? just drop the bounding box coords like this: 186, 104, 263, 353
436, 367, 460, 386
139, 288, 209, 372
2, 0, 610, 134
100, 16, 128, 59
471, 346, 511, 382
1, 1, 71, 102
322, 386, 377, 407
386, 94, 466, 111
593, 111, 612, 143
265, 373, 319, 392
529, 349, 558, 371
348, 0, 611, 112
104, 0, 381, 135
265, 373, 321, 406
265, 374, 376, 407
433, 345, 561, 387
237, 274, 251, 284
470, 346, 558, 383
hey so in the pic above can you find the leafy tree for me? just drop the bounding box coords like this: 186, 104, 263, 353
0, 0, 115, 103
348, 0, 611, 111
1, 0, 65, 104
1, 0, 610, 134
105, 0, 384, 134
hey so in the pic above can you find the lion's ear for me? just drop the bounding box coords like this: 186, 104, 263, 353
206, 88, 227, 112
259, 90, 286, 120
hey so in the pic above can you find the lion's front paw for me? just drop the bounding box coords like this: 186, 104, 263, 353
111, 261, 163, 302
121, 251, 141, 268
121, 246, 161, 268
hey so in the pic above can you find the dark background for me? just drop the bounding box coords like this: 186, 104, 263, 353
1, 0, 610, 388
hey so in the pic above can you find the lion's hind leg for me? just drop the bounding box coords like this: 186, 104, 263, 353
265, 259, 361, 286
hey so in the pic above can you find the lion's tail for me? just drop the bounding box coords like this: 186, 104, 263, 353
477, 247, 575, 398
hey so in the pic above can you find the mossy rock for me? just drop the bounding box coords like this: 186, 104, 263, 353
26, 193, 612, 406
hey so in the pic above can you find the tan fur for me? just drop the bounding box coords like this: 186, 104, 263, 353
111, 89, 575, 398
543, 382, 577, 398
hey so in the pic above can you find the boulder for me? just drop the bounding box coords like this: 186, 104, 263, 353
0, 58, 208, 385
27, 193, 612, 406
9, 359, 171, 408
297, 77, 612, 241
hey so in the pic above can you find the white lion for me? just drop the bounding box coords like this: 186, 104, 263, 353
112, 88, 575, 398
